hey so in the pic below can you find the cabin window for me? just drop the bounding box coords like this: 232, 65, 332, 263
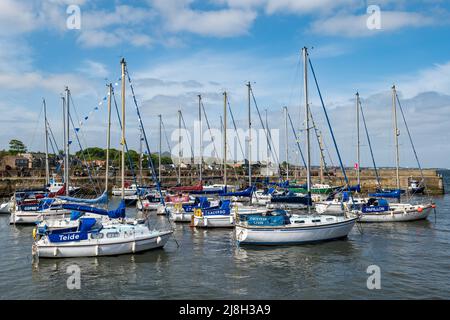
91, 233, 103, 239
312, 219, 321, 223
106, 232, 119, 238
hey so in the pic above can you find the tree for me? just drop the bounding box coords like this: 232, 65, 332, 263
9, 139, 27, 154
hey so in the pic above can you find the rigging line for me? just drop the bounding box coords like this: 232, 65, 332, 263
68, 113, 101, 195
201, 100, 220, 162
69, 94, 102, 181
160, 118, 180, 183
227, 100, 245, 160
359, 98, 381, 188
179, 111, 195, 161
322, 137, 336, 169
308, 107, 330, 173
287, 111, 307, 168
219, 116, 240, 183
395, 93, 426, 188
125, 66, 179, 247
46, 119, 61, 157
249, 87, 281, 167
160, 118, 173, 154
27, 104, 44, 150
111, 86, 140, 188
264, 115, 283, 182
308, 56, 352, 195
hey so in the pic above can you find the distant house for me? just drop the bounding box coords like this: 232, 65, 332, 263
258, 163, 279, 177
0, 155, 29, 170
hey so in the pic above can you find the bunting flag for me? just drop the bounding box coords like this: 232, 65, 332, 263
75, 89, 110, 131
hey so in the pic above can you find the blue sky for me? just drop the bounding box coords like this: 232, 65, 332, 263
1, 0, 450, 168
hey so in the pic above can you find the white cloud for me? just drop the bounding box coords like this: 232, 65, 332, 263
0, 0, 39, 36
78, 60, 109, 79
151, 0, 257, 37
310, 11, 436, 37
0, 71, 95, 94
264, 0, 358, 15
392, 61, 450, 98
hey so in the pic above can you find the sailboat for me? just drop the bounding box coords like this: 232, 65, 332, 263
356, 85, 435, 222
192, 91, 236, 228
10, 95, 76, 224
236, 48, 357, 245
32, 60, 173, 258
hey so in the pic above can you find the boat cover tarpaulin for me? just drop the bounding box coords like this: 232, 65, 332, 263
62, 200, 126, 219
59, 191, 108, 204
220, 186, 255, 197
368, 189, 402, 198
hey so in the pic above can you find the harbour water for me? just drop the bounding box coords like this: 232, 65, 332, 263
1, 171, 449, 299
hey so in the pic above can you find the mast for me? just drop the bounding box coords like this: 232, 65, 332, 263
265, 109, 269, 179
356, 92, 361, 188
392, 85, 400, 190
247, 82, 252, 187
198, 94, 203, 183
64, 86, 70, 196
303, 47, 311, 212
178, 109, 181, 185
284, 106, 288, 181
223, 92, 227, 190
139, 128, 143, 186
43, 98, 50, 187
158, 114, 162, 182
61, 96, 66, 189
105, 83, 112, 193
120, 58, 126, 200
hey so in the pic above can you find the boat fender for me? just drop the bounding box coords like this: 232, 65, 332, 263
156, 236, 161, 244
417, 207, 423, 213
194, 208, 202, 217
32, 227, 37, 240
431, 204, 436, 209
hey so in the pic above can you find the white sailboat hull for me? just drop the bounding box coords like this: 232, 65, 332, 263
193, 215, 235, 228
170, 212, 193, 222
235, 217, 357, 245
10, 209, 71, 224
358, 205, 432, 222
137, 200, 160, 211
33, 230, 172, 258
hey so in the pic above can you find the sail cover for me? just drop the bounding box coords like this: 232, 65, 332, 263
62, 199, 125, 219
59, 191, 108, 204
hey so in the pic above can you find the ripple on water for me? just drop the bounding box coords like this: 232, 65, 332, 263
1, 192, 450, 299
